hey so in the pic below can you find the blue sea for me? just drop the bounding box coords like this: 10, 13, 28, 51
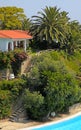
32, 115, 81, 130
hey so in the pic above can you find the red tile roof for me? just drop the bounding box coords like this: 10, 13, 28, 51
0, 30, 32, 39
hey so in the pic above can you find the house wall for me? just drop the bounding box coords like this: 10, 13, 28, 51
0, 38, 12, 52
0, 38, 30, 52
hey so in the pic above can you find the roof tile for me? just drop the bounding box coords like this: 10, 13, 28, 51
0, 30, 32, 39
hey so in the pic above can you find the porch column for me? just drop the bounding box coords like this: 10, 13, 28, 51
15, 41, 17, 47
11, 41, 14, 51
6, 42, 8, 52
24, 40, 26, 52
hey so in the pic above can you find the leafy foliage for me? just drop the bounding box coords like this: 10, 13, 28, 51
0, 90, 11, 119
44, 71, 81, 112
24, 51, 81, 120
0, 79, 25, 97
30, 6, 70, 49
30, 6, 81, 53
0, 5, 81, 121
66, 21, 81, 54
0, 6, 26, 29
0, 52, 13, 69
0, 50, 27, 75
0, 78, 25, 119
11, 51, 27, 75
22, 18, 31, 30
23, 89, 45, 120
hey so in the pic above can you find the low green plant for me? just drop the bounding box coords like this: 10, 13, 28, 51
0, 50, 28, 75
0, 90, 11, 119
0, 79, 25, 97
11, 51, 27, 76
23, 89, 45, 120
0, 78, 26, 119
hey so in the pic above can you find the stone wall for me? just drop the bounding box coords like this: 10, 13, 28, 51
21, 56, 31, 75
69, 103, 81, 114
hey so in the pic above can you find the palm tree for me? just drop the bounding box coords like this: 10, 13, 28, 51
30, 6, 70, 49
22, 18, 31, 31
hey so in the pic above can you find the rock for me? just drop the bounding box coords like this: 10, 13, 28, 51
51, 112, 56, 117
69, 103, 81, 113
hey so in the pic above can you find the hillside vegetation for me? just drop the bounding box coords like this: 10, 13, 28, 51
0, 6, 81, 121
23, 50, 81, 120
0, 50, 81, 120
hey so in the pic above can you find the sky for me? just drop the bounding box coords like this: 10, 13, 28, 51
0, 0, 81, 23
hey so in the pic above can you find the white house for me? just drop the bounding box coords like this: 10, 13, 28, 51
0, 30, 32, 52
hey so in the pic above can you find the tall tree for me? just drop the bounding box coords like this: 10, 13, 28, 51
30, 6, 70, 49
0, 6, 27, 30
66, 21, 81, 54
22, 18, 31, 31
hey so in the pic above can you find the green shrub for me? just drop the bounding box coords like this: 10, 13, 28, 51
0, 78, 26, 119
23, 89, 46, 120
44, 71, 81, 113
25, 51, 81, 120
11, 51, 27, 75
0, 90, 11, 119
0, 52, 11, 69
0, 51, 27, 75
0, 79, 25, 98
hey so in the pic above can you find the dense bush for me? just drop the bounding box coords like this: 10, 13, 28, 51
0, 50, 27, 75
11, 50, 27, 75
43, 71, 81, 113
0, 52, 13, 69
0, 78, 26, 118
23, 89, 46, 120
0, 90, 11, 119
1, 50, 81, 120
0, 79, 25, 97
0, 50, 28, 119
24, 51, 81, 120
